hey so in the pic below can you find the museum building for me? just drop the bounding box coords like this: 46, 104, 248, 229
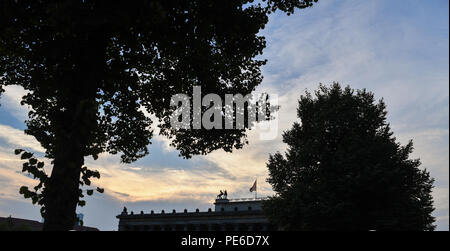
116, 196, 275, 231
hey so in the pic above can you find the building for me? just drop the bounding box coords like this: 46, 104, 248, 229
0, 216, 99, 231
116, 197, 276, 231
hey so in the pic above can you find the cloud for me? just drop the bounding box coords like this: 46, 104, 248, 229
0, 148, 40, 202
0, 124, 44, 153
0, 85, 30, 122
82, 150, 261, 203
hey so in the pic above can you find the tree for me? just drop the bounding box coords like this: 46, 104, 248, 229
0, 0, 318, 230
264, 83, 435, 231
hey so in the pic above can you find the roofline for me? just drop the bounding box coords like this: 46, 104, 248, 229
116, 210, 264, 219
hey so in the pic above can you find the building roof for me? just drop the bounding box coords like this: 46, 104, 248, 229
117, 210, 265, 220
117, 197, 268, 219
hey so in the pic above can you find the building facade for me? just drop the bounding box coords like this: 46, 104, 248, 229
116, 197, 275, 231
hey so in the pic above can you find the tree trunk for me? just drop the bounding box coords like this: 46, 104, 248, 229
42, 139, 84, 231
42, 100, 94, 231
41, 33, 105, 231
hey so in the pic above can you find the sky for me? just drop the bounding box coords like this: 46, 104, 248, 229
0, 0, 448, 231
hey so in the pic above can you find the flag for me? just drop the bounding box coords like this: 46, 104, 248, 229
249, 180, 257, 192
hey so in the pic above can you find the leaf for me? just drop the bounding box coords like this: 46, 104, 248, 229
14, 149, 24, 155
22, 163, 29, 172
21, 152, 33, 160
86, 189, 93, 196
29, 158, 38, 165
37, 162, 45, 169
19, 186, 29, 195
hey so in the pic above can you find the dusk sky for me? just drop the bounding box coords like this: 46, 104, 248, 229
0, 0, 448, 230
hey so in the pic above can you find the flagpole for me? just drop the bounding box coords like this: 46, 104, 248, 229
255, 178, 257, 199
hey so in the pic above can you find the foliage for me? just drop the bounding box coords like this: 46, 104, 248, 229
264, 83, 436, 231
0, 0, 318, 230
15, 149, 103, 218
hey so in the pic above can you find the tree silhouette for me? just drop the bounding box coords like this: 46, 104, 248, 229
264, 83, 435, 231
0, 0, 317, 230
